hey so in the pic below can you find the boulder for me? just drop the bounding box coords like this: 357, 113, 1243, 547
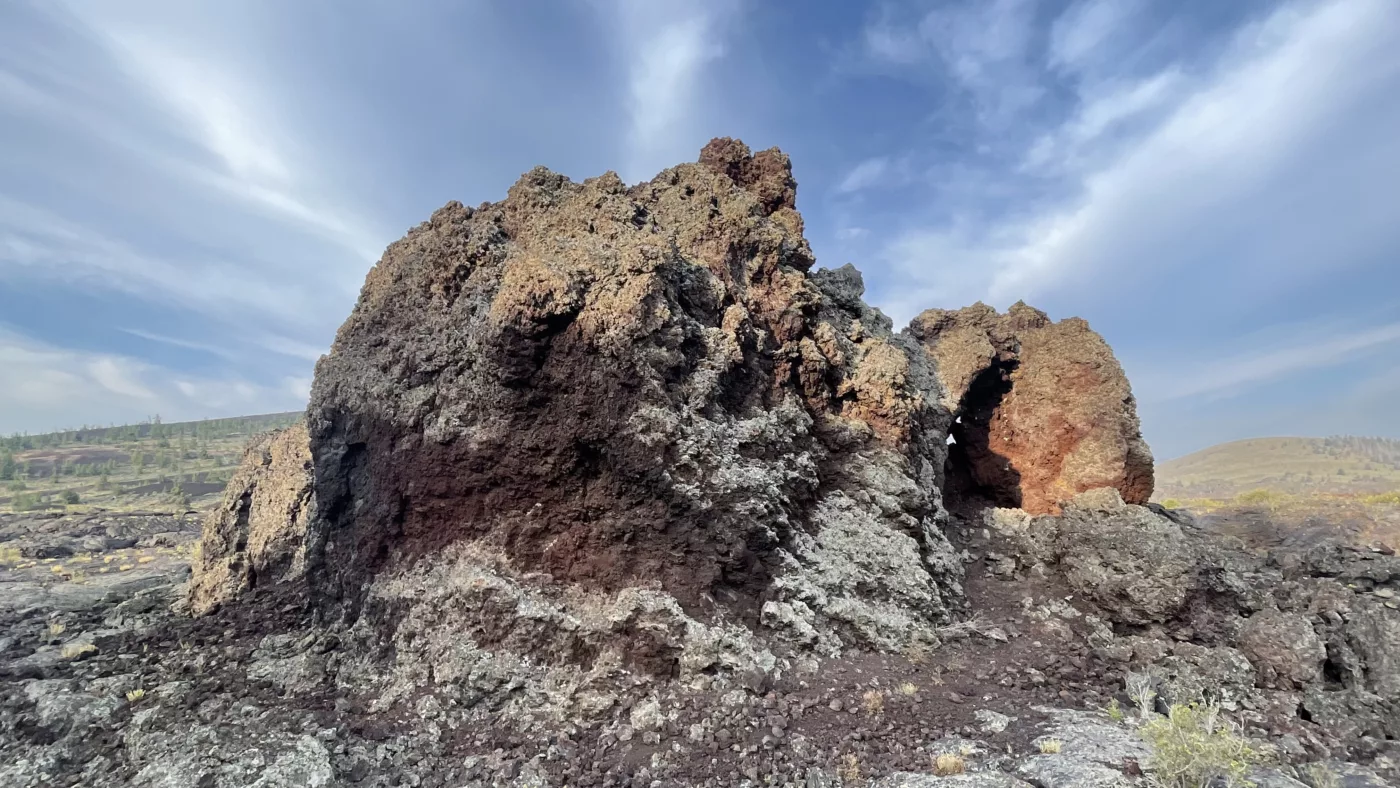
1237, 610, 1326, 689
188, 423, 315, 615
909, 302, 1153, 514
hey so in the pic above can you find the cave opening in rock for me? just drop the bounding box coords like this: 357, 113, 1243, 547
944, 359, 1023, 510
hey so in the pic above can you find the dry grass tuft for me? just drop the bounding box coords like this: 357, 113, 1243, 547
61, 643, 96, 660
1039, 738, 1063, 754
932, 754, 966, 776
903, 643, 930, 666
862, 690, 885, 716
839, 753, 861, 784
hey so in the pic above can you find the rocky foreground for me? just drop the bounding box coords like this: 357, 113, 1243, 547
1, 140, 1396, 787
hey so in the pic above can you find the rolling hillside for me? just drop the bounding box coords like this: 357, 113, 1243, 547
1, 412, 303, 513
1155, 436, 1400, 500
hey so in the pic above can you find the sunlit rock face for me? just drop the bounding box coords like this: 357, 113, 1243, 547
910, 302, 1154, 515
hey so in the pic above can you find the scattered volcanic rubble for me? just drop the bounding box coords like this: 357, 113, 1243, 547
1, 140, 1396, 788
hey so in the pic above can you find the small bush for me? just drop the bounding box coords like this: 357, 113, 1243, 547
1302, 763, 1342, 788
1039, 739, 1063, 754
862, 690, 885, 715
1126, 672, 1158, 720
897, 682, 918, 697
1361, 491, 1400, 506
932, 754, 966, 776
125, 688, 146, 703
61, 643, 96, 660
1160, 498, 1182, 509
61, 490, 80, 505
1236, 488, 1284, 507
12, 492, 41, 511
0, 545, 21, 563
1139, 702, 1258, 788
1105, 698, 1126, 722
839, 753, 861, 784
47, 622, 66, 637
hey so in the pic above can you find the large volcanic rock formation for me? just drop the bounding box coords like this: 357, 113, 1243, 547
188, 139, 1149, 674
194, 139, 968, 668
910, 302, 1153, 514
153, 140, 1400, 786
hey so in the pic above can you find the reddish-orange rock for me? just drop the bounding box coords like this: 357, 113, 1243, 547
910, 302, 1154, 514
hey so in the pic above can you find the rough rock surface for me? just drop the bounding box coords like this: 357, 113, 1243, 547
188, 423, 315, 615
1237, 610, 1327, 689
909, 303, 1153, 514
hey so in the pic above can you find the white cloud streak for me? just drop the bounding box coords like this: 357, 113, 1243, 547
836, 157, 890, 194
0, 328, 306, 433
611, 0, 732, 182
1142, 321, 1400, 402
876, 0, 1400, 320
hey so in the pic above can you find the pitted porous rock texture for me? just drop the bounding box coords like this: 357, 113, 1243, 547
910, 302, 1153, 514
188, 423, 315, 615
286, 138, 959, 661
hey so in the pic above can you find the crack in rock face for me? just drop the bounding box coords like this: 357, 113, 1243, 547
187, 139, 1152, 673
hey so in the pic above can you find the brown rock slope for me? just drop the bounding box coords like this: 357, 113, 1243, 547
911, 302, 1153, 514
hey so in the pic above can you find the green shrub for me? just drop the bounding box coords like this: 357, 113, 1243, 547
11, 492, 41, 511
1235, 488, 1283, 506
1139, 702, 1258, 788
61, 490, 80, 505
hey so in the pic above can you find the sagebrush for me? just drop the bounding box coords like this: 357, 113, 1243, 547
1140, 702, 1258, 788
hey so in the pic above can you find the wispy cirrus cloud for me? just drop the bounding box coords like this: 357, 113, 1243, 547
0, 328, 306, 430
1139, 320, 1400, 403
863, 0, 1400, 322
606, 0, 737, 183
835, 157, 891, 194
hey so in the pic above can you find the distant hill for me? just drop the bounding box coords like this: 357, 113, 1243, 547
1155, 436, 1400, 500
1, 412, 303, 514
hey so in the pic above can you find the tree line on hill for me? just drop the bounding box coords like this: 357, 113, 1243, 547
1, 412, 301, 483
1319, 436, 1400, 468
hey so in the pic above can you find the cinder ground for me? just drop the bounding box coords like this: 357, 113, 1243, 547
1, 502, 1395, 787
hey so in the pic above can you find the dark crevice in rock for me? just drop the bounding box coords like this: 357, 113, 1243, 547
944, 359, 1022, 510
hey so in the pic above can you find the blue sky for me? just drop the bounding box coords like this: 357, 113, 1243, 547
1, 0, 1397, 459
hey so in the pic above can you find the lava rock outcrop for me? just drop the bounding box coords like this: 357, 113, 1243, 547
194, 139, 971, 663
188, 423, 315, 615
189, 139, 1156, 669
911, 302, 1153, 514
